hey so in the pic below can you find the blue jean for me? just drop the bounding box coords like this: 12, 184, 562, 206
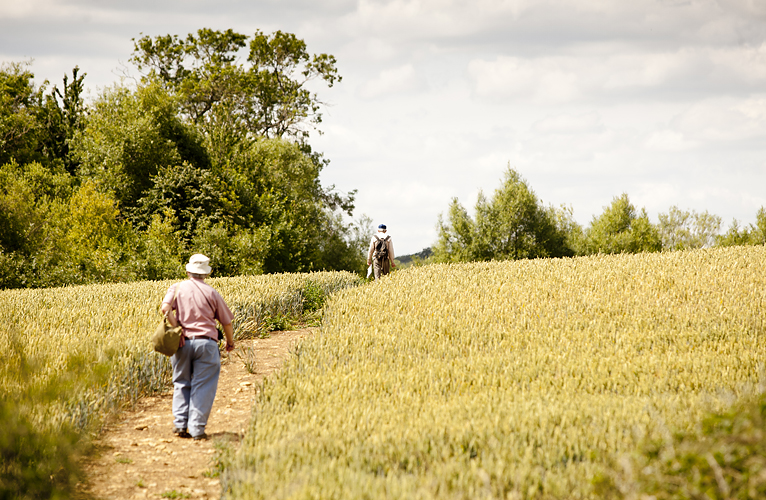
171, 338, 220, 437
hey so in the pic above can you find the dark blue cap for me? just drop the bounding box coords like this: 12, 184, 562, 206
378, 224, 386, 229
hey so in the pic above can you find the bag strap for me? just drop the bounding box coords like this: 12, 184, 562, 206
164, 284, 183, 328
375, 235, 389, 249
188, 279, 223, 342
188, 279, 217, 318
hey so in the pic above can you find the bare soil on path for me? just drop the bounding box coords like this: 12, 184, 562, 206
80, 328, 315, 500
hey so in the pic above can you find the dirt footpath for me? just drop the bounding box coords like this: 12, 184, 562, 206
81, 328, 315, 500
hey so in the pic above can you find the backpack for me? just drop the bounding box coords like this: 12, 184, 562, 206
373, 235, 390, 262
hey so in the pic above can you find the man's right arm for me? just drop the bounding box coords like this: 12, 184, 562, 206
367, 238, 375, 266
161, 285, 178, 326
161, 302, 178, 327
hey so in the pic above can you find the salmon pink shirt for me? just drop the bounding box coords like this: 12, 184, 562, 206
162, 278, 234, 340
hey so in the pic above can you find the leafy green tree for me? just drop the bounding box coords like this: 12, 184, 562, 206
657, 206, 722, 250
0, 61, 45, 167
128, 29, 361, 275
133, 210, 186, 280
716, 207, 766, 246
71, 81, 209, 213
130, 29, 247, 122
130, 28, 341, 145
0, 62, 86, 171
0, 160, 73, 288
550, 203, 587, 255
135, 162, 239, 241
55, 180, 137, 284
14, 180, 137, 288
244, 29, 341, 140
1, 35, 365, 288
434, 198, 476, 263
37, 66, 87, 174
0, 158, 143, 289
585, 194, 661, 254
191, 221, 271, 276
433, 168, 572, 263
312, 211, 370, 274
217, 137, 359, 274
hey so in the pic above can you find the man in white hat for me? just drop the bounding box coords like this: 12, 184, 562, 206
367, 224, 396, 280
161, 254, 235, 440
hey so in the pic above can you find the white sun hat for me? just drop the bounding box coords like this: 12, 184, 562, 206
186, 254, 212, 275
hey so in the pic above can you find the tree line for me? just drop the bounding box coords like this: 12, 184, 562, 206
0, 29, 370, 289
432, 167, 766, 263
3, 29, 762, 289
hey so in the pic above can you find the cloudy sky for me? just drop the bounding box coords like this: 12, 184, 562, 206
2, 0, 765, 254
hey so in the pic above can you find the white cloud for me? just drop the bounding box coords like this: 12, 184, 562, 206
467, 41, 766, 108
351, 38, 398, 62
345, 0, 530, 39
0, 0, 152, 24
675, 96, 766, 142
531, 111, 603, 134
644, 130, 699, 151
467, 56, 582, 104
357, 63, 422, 99
709, 42, 766, 86
602, 49, 712, 89
0, 0, 60, 18
715, 0, 766, 19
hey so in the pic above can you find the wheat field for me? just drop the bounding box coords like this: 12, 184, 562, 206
225, 246, 766, 499
0, 271, 361, 434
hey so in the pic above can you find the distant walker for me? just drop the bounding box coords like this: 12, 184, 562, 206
367, 224, 396, 279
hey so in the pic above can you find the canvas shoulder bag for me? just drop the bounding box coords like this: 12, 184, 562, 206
152, 284, 183, 356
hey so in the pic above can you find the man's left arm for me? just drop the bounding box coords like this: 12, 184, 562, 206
222, 322, 235, 352
389, 239, 396, 268
214, 292, 236, 351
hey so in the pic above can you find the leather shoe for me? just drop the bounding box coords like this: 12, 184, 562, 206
173, 427, 191, 438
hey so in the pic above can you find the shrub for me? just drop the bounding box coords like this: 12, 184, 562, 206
596, 391, 766, 499
0, 396, 84, 499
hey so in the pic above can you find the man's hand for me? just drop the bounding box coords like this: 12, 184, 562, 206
223, 323, 235, 352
